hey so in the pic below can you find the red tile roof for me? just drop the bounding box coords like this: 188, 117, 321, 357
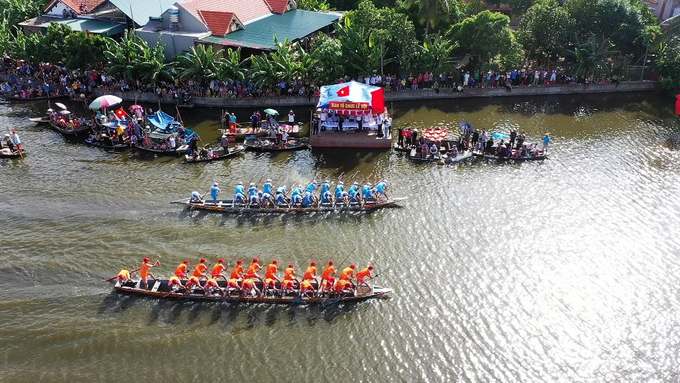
198, 10, 235, 37
265, 0, 293, 14
45, 0, 107, 14
181, 0, 272, 25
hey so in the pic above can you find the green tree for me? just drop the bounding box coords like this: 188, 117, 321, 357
656, 40, 680, 95
508, 0, 538, 17
63, 31, 108, 70
137, 38, 174, 85
400, 0, 452, 36
345, 0, 418, 74
447, 10, 517, 69
564, 0, 658, 57
335, 19, 382, 78
566, 33, 617, 79
249, 53, 277, 91
420, 34, 456, 73
175, 44, 223, 86
310, 32, 344, 83
39, 22, 72, 64
462, 0, 487, 17
516, 0, 573, 67
216, 47, 249, 83
0, 0, 49, 34
104, 30, 150, 80
297, 0, 331, 11
9, 30, 43, 64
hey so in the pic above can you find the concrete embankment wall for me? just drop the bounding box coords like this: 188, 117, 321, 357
90, 81, 658, 109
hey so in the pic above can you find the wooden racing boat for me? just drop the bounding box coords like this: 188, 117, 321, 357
170, 198, 406, 214
184, 145, 245, 163
112, 279, 392, 304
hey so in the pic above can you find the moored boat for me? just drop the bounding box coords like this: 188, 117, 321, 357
48, 119, 94, 137
472, 151, 546, 162
112, 279, 392, 304
84, 137, 130, 151
244, 136, 309, 152
184, 145, 245, 163
170, 198, 405, 214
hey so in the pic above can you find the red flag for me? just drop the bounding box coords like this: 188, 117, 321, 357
336, 86, 350, 97
114, 108, 128, 119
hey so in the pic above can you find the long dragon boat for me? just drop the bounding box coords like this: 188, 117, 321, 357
170, 198, 405, 214
112, 279, 392, 304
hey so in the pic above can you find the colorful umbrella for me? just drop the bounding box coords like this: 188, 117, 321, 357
89, 95, 122, 110
263, 108, 279, 115
128, 104, 143, 111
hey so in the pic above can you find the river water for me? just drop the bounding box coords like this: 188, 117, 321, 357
2, 92, 680, 382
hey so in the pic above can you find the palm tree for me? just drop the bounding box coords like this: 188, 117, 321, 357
175, 44, 223, 86
421, 34, 456, 74
104, 30, 149, 80
402, 0, 450, 36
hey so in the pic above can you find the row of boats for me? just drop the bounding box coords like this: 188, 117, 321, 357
28, 106, 309, 163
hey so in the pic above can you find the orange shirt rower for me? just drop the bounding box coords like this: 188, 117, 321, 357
334, 279, 354, 294
140, 257, 160, 285
193, 258, 208, 279
321, 261, 335, 282
339, 264, 356, 281
116, 269, 132, 284
284, 264, 298, 282
168, 276, 184, 290
230, 260, 244, 279
211, 259, 228, 280
185, 276, 201, 293
265, 260, 280, 281
300, 280, 315, 297
303, 262, 318, 282
244, 258, 263, 281
356, 265, 374, 284
226, 278, 240, 294
318, 277, 335, 295
174, 260, 190, 278
241, 278, 260, 296
203, 278, 223, 294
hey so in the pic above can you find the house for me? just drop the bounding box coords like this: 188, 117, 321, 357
19, 0, 178, 37
136, 0, 341, 60
644, 0, 680, 20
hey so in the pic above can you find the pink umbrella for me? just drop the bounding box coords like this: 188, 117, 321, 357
128, 104, 143, 111
88, 95, 122, 110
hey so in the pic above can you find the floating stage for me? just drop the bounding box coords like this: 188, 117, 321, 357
310, 130, 392, 149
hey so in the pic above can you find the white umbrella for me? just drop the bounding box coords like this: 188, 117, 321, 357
54, 102, 67, 110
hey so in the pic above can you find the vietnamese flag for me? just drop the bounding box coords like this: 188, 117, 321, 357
336, 86, 350, 97
114, 108, 128, 119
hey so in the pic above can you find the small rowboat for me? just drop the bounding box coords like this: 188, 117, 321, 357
1, 93, 70, 102
244, 137, 308, 152
184, 145, 245, 163
0, 149, 25, 158
84, 137, 130, 151
133, 143, 188, 156
472, 152, 547, 162
113, 279, 392, 304
48, 121, 93, 137
170, 198, 406, 214
28, 117, 51, 125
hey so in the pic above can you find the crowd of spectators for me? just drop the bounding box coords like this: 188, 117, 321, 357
1, 54, 616, 104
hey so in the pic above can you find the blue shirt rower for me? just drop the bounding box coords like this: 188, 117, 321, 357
248, 183, 257, 196
321, 190, 333, 203
292, 185, 303, 198
263, 179, 273, 195
305, 180, 318, 194
348, 182, 359, 196
375, 180, 388, 199
275, 192, 288, 205
190, 191, 202, 203
362, 183, 372, 199
235, 182, 245, 196
334, 181, 344, 200
210, 182, 220, 201
320, 180, 331, 195
292, 193, 303, 205
302, 191, 315, 207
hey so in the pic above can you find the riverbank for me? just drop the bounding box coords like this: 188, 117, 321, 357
90, 81, 658, 109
